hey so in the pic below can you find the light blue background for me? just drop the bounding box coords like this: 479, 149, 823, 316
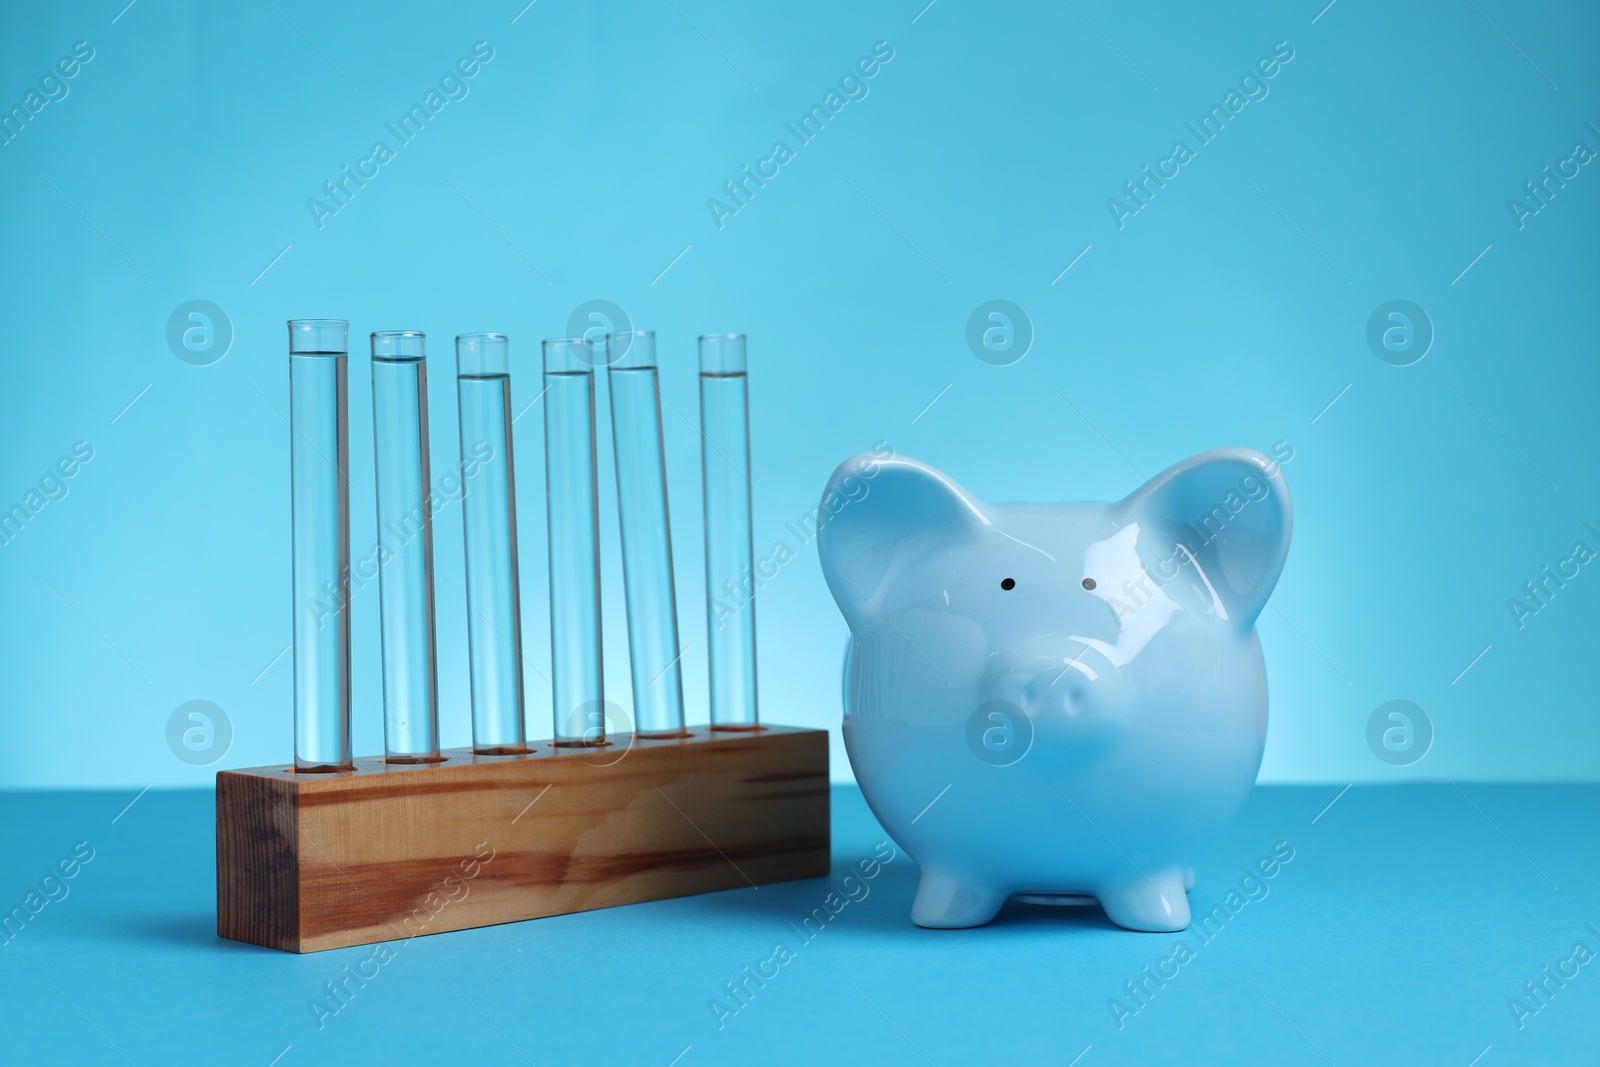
1, 0, 1596, 789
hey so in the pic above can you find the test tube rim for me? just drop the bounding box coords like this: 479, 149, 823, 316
542, 336, 599, 374
697, 332, 747, 374
287, 318, 349, 356
371, 330, 427, 362
605, 329, 658, 372
456, 332, 511, 377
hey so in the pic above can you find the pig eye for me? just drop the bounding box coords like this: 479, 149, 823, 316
1082, 578, 1097, 590
1000, 578, 1016, 590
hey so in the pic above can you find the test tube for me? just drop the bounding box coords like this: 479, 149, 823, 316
606, 330, 686, 737
698, 333, 759, 729
456, 332, 527, 754
371, 331, 441, 763
289, 319, 352, 771
543, 338, 604, 746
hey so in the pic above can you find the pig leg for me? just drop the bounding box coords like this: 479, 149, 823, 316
1184, 867, 1195, 891
1098, 871, 1191, 932
910, 870, 1006, 929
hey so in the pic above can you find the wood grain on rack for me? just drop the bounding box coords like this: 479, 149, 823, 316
217, 725, 830, 952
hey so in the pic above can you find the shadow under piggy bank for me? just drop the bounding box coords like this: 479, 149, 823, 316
817, 447, 1292, 931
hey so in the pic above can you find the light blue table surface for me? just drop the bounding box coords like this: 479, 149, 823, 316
2, 783, 1595, 1066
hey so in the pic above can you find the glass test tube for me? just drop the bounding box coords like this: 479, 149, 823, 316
606, 330, 687, 737
371, 331, 441, 762
289, 319, 353, 771
543, 338, 604, 746
698, 333, 759, 728
456, 333, 527, 754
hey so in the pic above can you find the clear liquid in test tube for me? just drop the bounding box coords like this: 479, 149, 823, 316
371, 331, 442, 763
543, 338, 604, 747
456, 333, 527, 754
698, 333, 759, 729
289, 319, 352, 772
605, 330, 686, 738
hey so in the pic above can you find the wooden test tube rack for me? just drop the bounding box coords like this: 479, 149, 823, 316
216, 726, 830, 953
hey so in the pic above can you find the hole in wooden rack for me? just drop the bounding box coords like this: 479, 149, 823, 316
472, 745, 532, 757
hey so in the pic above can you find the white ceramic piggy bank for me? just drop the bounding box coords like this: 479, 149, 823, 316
817, 448, 1292, 930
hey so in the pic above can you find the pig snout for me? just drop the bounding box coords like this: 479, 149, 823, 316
984, 638, 1106, 719
976, 638, 1125, 770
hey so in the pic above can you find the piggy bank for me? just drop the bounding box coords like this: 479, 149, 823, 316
817, 448, 1292, 930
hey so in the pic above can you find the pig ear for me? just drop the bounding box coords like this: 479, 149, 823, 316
817, 455, 989, 628
1118, 447, 1293, 632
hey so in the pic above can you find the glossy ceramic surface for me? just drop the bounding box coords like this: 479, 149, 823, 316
817, 448, 1293, 930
